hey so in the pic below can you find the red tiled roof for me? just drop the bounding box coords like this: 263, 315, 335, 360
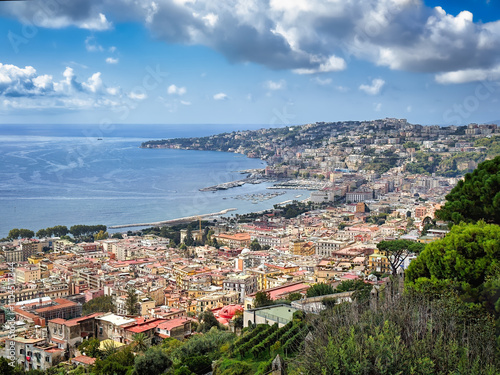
50, 337, 66, 344
157, 318, 190, 331
50, 318, 66, 325
247, 282, 309, 300
125, 319, 166, 333
44, 348, 64, 353
269, 283, 309, 300
72, 355, 96, 365
36, 299, 77, 313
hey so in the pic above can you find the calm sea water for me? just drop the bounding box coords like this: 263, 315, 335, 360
0, 124, 307, 238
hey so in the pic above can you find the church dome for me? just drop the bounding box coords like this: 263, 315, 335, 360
219, 304, 244, 319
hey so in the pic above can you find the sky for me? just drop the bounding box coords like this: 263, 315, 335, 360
0, 0, 500, 126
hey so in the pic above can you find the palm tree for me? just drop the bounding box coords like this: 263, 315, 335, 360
101, 340, 117, 359
132, 332, 148, 353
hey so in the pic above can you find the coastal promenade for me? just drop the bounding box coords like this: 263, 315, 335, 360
109, 208, 237, 229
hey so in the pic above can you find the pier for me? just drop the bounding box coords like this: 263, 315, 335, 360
109, 208, 237, 229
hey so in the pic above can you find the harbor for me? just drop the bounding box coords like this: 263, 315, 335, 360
199, 170, 270, 191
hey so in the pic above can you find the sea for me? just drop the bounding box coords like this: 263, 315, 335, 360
0, 124, 309, 238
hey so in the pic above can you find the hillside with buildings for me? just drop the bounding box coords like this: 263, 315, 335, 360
1, 123, 499, 374
142, 118, 500, 178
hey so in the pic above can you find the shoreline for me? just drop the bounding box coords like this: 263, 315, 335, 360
108, 208, 237, 229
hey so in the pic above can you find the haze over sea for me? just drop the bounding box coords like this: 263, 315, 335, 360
0, 124, 308, 238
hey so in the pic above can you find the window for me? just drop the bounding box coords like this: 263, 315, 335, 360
45, 356, 50, 362
20, 349, 25, 355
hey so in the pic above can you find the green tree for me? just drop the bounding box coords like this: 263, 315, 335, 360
100, 340, 118, 359
133, 346, 172, 375
406, 221, 500, 294
169, 328, 234, 364
125, 287, 139, 316
287, 292, 302, 302
285, 208, 299, 219
254, 291, 274, 308
174, 366, 194, 375
306, 283, 334, 297
249, 239, 261, 251
18, 228, 35, 239
50, 225, 69, 237
112, 233, 123, 239
162, 337, 183, 355
233, 310, 243, 329
293, 293, 498, 375
8, 228, 35, 240
335, 280, 373, 302
198, 310, 220, 332
184, 225, 194, 246
436, 155, 500, 225
376, 240, 424, 276
8, 228, 20, 240
0, 357, 14, 375
79, 338, 101, 358
36, 229, 47, 238
183, 355, 212, 374
403, 141, 420, 150
95, 230, 109, 240
406, 221, 500, 331
98, 361, 129, 375
82, 295, 116, 315
132, 332, 149, 353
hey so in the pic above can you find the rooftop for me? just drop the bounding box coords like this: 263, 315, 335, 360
251, 304, 298, 321
72, 355, 97, 365
97, 313, 136, 326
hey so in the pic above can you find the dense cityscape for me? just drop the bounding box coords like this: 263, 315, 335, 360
1, 118, 499, 374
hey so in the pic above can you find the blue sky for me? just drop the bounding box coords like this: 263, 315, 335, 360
0, 0, 499, 126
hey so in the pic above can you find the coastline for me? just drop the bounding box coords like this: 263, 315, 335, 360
108, 208, 237, 229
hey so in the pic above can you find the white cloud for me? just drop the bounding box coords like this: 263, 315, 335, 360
80, 13, 112, 31
180, 100, 192, 105
82, 73, 103, 93
313, 77, 332, 85
335, 85, 349, 92
85, 36, 103, 52
105, 57, 119, 64
167, 84, 187, 95
374, 102, 382, 112
213, 92, 228, 100
407, 105, 412, 112
5, 0, 500, 81
265, 79, 286, 90
0, 62, 126, 111
107, 87, 119, 95
202, 13, 218, 27
33, 75, 54, 91
293, 55, 347, 75
359, 78, 385, 95
109, 46, 117, 53
435, 65, 500, 84
129, 92, 147, 100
